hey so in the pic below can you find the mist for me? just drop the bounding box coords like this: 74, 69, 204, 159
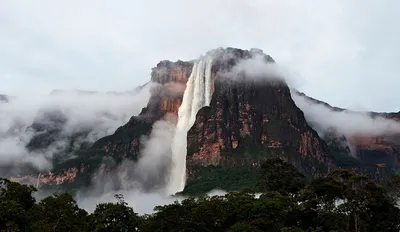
220, 53, 304, 89
6, 49, 400, 215
88, 115, 177, 195
0, 84, 151, 175
292, 91, 400, 138
221, 53, 400, 139
73, 112, 228, 215
76, 188, 228, 215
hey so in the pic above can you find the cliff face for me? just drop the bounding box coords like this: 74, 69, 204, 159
187, 79, 331, 171
30, 48, 335, 190
14, 47, 399, 192
94, 60, 193, 160
354, 113, 400, 170
294, 91, 400, 178
349, 136, 400, 174
183, 49, 333, 191
35, 60, 193, 187
148, 60, 193, 116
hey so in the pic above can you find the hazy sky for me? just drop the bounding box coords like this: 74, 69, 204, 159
1, 0, 400, 111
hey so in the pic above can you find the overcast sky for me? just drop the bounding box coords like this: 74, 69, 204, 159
1, 0, 399, 111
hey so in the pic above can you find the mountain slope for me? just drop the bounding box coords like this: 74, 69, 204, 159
183, 49, 334, 193
292, 90, 399, 181
9, 47, 399, 194
38, 60, 194, 190
40, 48, 337, 193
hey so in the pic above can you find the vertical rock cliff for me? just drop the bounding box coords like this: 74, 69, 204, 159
182, 48, 333, 193
20, 47, 397, 194
27, 48, 337, 192
292, 91, 400, 181
39, 60, 193, 188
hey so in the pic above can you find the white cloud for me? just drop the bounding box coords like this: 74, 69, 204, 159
75, 188, 228, 215
220, 53, 304, 89
0, 84, 151, 173
1, 1, 400, 111
292, 91, 400, 137
218, 52, 400, 139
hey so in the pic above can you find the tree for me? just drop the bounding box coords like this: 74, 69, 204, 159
298, 169, 400, 232
141, 195, 227, 232
88, 194, 141, 232
30, 193, 88, 232
2, 164, 400, 232
0, 178, 37, 231
386, 174, 400, 200
0, 199, 28, 232
227, 222, 262, 232
259, 159, 306, 195
252, 191, 294, 231
0, 178, 37, 210
280, 227, 304, 232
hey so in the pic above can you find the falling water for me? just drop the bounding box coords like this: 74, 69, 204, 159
36, 173, 41, 189
167, 56, 213, 194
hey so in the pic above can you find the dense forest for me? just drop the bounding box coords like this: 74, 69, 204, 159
2, 159, 400, 232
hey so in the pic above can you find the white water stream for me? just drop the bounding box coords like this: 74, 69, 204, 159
167, 56, 214, 194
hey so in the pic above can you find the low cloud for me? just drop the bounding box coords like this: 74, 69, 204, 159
151, 82, 187, 98
292, 91, 400, 137
0, 83, 152, 175
82, 114, 177, 198
225, 54, 281, 79
73, 115, 189, 214
76, 190, 184, 215
76, 188, 228, 215
222, 53, 400, 139
135, 114, 177, 191
220, 53, 304, 89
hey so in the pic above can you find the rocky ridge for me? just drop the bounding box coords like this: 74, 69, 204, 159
8, 48, 399, 193
46, 48, 334, 191
293, 91, 400, 181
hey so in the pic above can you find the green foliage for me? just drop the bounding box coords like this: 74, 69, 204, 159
386, 174, 400, 199
182, 165, 260, 195
227, 222, 262, 232
0, 178, 37, 210
88, 194, 141, 232
260, 158, 306, 195
280, 227, 304, 232
1, 160, 400, 232
331, 151, 361, 168
0, 178, 37, 231
298, 169, 400, 232
30, 193, 88, 232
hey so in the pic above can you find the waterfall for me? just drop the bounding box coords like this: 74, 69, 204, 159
36, 173, 41, 189
167, 56, 213, 194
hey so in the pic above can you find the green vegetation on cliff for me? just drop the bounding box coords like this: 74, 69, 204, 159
183, 165, 260, 194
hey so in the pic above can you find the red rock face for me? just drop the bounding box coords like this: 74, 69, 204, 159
348, 115, 400, 155
350, 136, 390, 151
349, 136, 400, 169
10, 60, 194, 188
296, 91, 400, 170
15, 48, 398, 190
148, 60, 193, 116
159, 98, 183, 116
186, 49, 333, 182
41, 48, 334, 189
151, 60, 192, 84
108, 60, 193, 156
10, 167, 81, 187
186, 79, 333, 180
